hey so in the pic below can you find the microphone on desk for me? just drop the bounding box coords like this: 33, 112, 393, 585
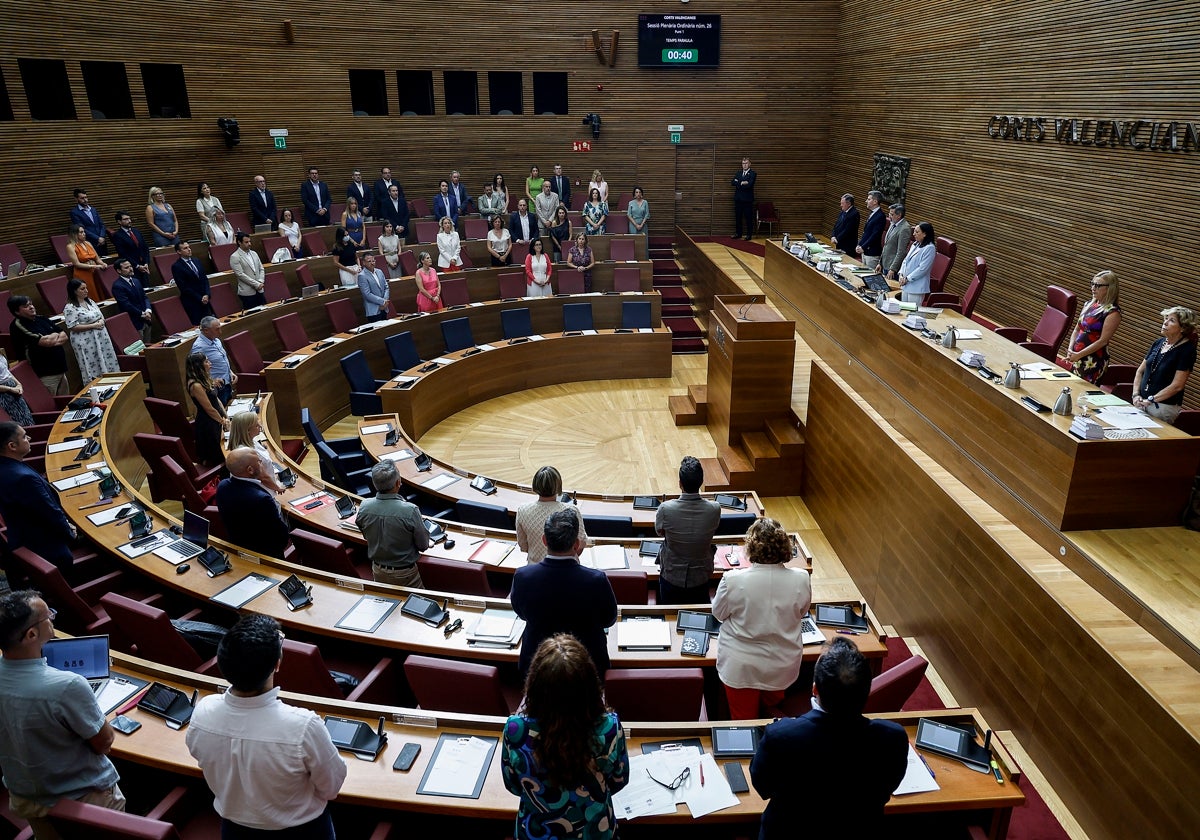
736, 297, 757, 320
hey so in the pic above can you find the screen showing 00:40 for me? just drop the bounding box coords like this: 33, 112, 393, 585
637, 14, 721, 68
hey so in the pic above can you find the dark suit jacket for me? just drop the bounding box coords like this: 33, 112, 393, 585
832, 206, 860, 250
432, 193, 459, 225
449, 182, 471, 214
510, 555, 617, 674
171, 256, 212, 325
371, 180, 405, 219
346, 181, 373, 213
508, 211, 539, 242
301, 180, 333, 227
750, 708, 908, 838
377, 196, 411, 234
0, 456, 75, 570
112, 274, 152, 330
549, 174, 572, 209
215, 476, 290, 559
111, 226, 151, 272
731, 169, 757, 203
248, 188, 278, 227
70, 205, 107, 252
857, 208, 886, 258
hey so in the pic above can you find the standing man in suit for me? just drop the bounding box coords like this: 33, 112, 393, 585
229, 232, 266, 308
346, 169, 372, 216
216, 448, 290, 559
432, 180, 459, 227
655, 455, 721, 604
248, 175, 278, 228
549, 164, 572, 209
70, 189, 108, 255
448, 170, 471, 214
880, 203, 913, 282
0, 422, 77, 572
750, 637, 908, 837
731, 157, 757, 241
356, 253, 392, 322
371, 167, 403, 220
509, 199, 538, 245
830, 193, 860, 254
112, 259, 153, 343
855, 190, 886, 270
301, 167, 332, 227
510, 509, 617, 676
377, 185, 410, 244
110, 212, 151, 281
171, 241, 212, 324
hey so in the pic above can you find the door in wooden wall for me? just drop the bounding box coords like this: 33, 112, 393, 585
634, 143, 677, 237
674, 144, 716, 238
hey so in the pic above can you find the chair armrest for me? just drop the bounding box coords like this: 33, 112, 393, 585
326, 436, 364, 455
924, 292, 961, 309
197, 657, 222, 677
994, 326, 1027, 343
193, 463, 222, 488
367, 822, 397, 840
144, 785, 194, 823
76, 571, 126, 604
347, 657, 397, 705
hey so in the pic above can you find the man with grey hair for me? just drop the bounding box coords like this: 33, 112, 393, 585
355, 461, 429, 587
880, 203, 913, 282
830, 193, 859, 254
855, 190, 886, 270
193, 315, 237, 405
448, 170, 470, 214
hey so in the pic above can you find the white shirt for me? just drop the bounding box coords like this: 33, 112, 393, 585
186, 688, 346, 830
711, 563, 812, 691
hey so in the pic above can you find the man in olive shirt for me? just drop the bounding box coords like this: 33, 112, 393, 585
355, 461, 429, 588
654, 455, 721, 604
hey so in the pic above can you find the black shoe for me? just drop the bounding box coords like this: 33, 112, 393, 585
744, 236, 753, 241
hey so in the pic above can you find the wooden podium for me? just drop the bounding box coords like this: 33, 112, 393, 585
672, 295, 805, 494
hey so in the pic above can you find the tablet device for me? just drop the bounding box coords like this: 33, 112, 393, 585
632, 496, 660, 510
915, 718, 990, 772
712, 726, 762, 758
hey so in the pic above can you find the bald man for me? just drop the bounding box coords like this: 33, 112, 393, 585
214, 447, 290, 559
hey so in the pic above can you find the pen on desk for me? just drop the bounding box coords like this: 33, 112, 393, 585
79, 499, 114, 511
699, 761, 705, 786
65, 490, 89, 497
835, 629, 864, 635
990, 759, 1004, 784
917, 752, 936, 778
469, 538, 485, 545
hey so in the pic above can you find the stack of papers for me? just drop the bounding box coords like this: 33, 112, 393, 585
1069, 416, 1104, 440
470, 540, 517, 567
1095, 406, 1159, 430
466, 609, 525, 648
617, 617, 671, 650
579, 545, 628, 570
959, 349, 985, 367
613, 746, 739, 819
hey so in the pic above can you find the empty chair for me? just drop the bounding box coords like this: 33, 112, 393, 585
862, 655, 929, 713
144, 397, 196, 459
36, 789, 201, 840
463, 218, 489, 240
0, 242, 26, 275
158, 454, 212, 514
926, 256, 986, 318
37, 275, 69, 314
612, 266, 641, 293
276, 639, 397, 704
385, 331, 422, 374
410, 197, 432, 218
498, 271, 527, 299
207, 282, 241, 317
457, 250, 473, 269
99, 592, 220, 675
501, 307, 533, 339
223, 330, 267, 391
509, 241, 531, 264
927, 235, 957, 296
133, 432, 220, 502
325, 298, 359, 334
604, 668, 705, 721
1097, 363, 1136, 394
440, 277, 470, 307
97, 264, 120, 299
294, 262, 318, 291
562, 302, 593, 332
416, 556, 499, 598
441, 316, 475, 352
398, 250, 418, 276
756, 201, 780, 235
605, 570, 649, 605
151, 295, 192, 334
1174, 410, 1200, 436
621, 301, 652, 330
339, 350, 386, 415
404, 655, 511, 715
454, 498, 513, 529
49, 233, 71, 264
610, 238, 636, 261
10, 361, 72, 419
290, 527, 368, 579
301, 230, 327, 257
413, 220, 438, 243
994, 285, 1078, 360
715, 512, 758, 536
557, 273, 585, 295
582, 515, 633, 538
315, 441, 373, 496
10, 548, 112, 637
261, 234, 292, 259
272, 312, 311, 352
209, 243, 237, 273
152, 252, 178, 286
301, 406, 368, 480
263, 270, 290, 302
103, 313, 150, 376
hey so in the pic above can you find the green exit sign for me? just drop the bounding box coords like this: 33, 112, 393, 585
273, 136, 287, 150
670, 133, 681, 144
661, 48, 698, 64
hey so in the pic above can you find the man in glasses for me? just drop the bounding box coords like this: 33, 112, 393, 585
0, 590, 125, 838
0, 422, 77, 572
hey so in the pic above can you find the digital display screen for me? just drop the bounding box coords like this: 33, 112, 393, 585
919, 720, 964, 752
716, 728, 755, 751
638, 14, 721, 68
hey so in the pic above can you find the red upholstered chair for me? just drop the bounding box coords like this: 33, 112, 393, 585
263, 271, 290, 303
926, 256, 986, 319
49, 233, 71, 264
104, 313, 150, 377
570, 192, 586, 212
457, 250, 473, 268
994, 285, 1078, 360
225, 210, 251, 232
403, 655, 513, 715
416, 556, 500, 598
612, 267, 641, 293
0, 242, 27, 275
152, 295, 193, 334
294, 262, 318, 291
133, 433, 220, 501
440, 277, 469, 307
1112, 382, 1133, 403
261, 235, 291, 261
927, 235, 957, 296
152, 252, 177, 286
11, 361, 72, 420
37, 275, 69, 314
34, 784, 220, 840
290, 528, 368, 579
556, 273, 585, 295
325, 298, 359, 334
410, 197, 432, 218
498, 271, 527, 299
398, 250, 418, 277
144, 398, 196, 460
99, 592, 220, 675
0, 289, 13, 335
609, 238, 636, 261
604, 668, 705, 721
605, 570, 649, 605
329, 202, 345, 223
301, 230, 327, 258
10, 548, 113, 637
207, 282, 241, 317
413, 220, 438, 244
1097, 363, 1136, 394
363, 223, 382, 247
224, 330, 267, 391
273, 312, 311, 352
208, 243, 237, 273
157, 453, 212, 514
1174, 410, 1200, 436
863, 655, 929, 713
756, 201, 780, 235
614, 193, 633, 212
463, 218, 489, 240
276, 639, 397, 704
509, 241, 530, 264
97, 264, 120, 299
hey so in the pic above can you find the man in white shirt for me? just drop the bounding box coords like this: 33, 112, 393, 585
186, 614, 346, 838
534, 181, 560, 237
229, 232, 266, 309
509, 199, 538, 244
356, 253, 392, 322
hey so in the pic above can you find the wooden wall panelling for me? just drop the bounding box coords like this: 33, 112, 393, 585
635, 142, 676, 235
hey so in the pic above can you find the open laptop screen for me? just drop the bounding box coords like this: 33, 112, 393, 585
42, 635, 110, 680
182, 510, 210, 547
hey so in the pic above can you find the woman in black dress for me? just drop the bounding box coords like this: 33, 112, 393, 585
186, 351, 228, 467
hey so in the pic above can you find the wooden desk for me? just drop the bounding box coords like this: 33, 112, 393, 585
102, 653, 1022, 833
265, 294, 664, 436
765, 241, 1200, 529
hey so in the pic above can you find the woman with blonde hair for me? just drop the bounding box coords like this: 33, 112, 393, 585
227, 411, 285, 492
514, 466, 587, 564
588, 169, 609, 204
1066, 270, 1121, 383
145, 186, 180, 246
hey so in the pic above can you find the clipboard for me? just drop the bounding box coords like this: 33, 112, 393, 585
416, 733, 499, 799
335, 595, 400, 633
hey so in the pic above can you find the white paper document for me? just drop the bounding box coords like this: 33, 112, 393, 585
893, 744, 941, 795
954, 329, 983, 339
613, 753, 682, 818
682, 754, 740, 818
420, 736, 494, 796
87, 504, 140, 526
379, 449, 415, 462
117, 530, 175, 558
95, 676, 145, 715
580, 545, 628, 570
617, 617, 671, 649
360, 423, 392, 435
337, 596, 399, 632
52, 471, 102, 491
1095, 407, 1160, 430
47, 439, 89, 453
421, 472, 461, 491
210, 574, 278, 608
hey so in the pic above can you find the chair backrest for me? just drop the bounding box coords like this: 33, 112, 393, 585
225, 330, 265, 375
301, 230, 327, 258
158, 454, 209, 513
105, 312, 141, 351
45, 796, 181, 840
276, 639, 342, 699
604, 668, 705, 721
961, 256, 987, 319
225, 211, 252, 232
151, 252, 177, 286
441, 317, 475, 352
715, 512, 758, 536
133, 432, 200, 482
301, 407, 326, 446
0, 242, 27, 275
294, 262, 317, 290
862, 655, 929, 714
562, 302, 593, 332
582, 515, 633, 537
557, 273, 585, 295
453, 498, 513, 529
605, 570, 649, 605
928, 253, 951, 295
10, 361, 56, 413
98, 265, 120, 298
457, 250, 473, 269
263, 270, 290, 303
610, 238, 636, 261
463, 218, 489, 240
314, 441, 362, 492
1030, 285, 1078, 353
509, 241, 530, 264
0, 289, 12, 335
1112, 382, 1133, 402
934, 236, 957, 276
1174, 409, 1200, 436
151, 295, 192, 334
440, 277, 470, 307
570, 192, 586, 212
612, 267, 641, 293
290, 527, 362, 578
621, 301, 652, 330
416, 556, 494, 598
1097, 363, 1136, 389
385, 331, 421, 372
99, 592, 204, 671
498, 272, 526, 299
757, 201, 779, 220
398, 250, 418, 276
11, 548, 102, 633
261, 234, 290, 259
37, 275, 69, 314
403, 655, 510, 715
50, 233, 71, 264
614, 193, 633, 212
144, 397, 193, 443
363, 223, 382, 247
339, 350, 376, 392
325, 298, 359, 334
413, 220, 438, 244
209, 243, 237, 273
207, 282, 241, 317
273, 312, 311, 352
501, 307, 533, 339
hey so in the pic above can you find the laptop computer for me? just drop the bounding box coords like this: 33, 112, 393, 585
253, 223, 274, 234
860, 273, 891, 292
42, 634, 111, 694
7, 262, 21, 279
156, 510, 210, 564
301, 284, 319, 298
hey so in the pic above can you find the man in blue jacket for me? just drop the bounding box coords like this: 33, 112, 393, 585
0, 422, 76, 572
215, 448, 290, 559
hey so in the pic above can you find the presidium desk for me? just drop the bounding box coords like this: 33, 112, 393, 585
762, 241, 1200, 530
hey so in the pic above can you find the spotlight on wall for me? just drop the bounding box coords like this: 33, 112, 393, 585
582, 112, 602, 139
217, 118, 241, 149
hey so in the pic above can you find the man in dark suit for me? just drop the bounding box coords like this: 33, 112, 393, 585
346, 169, 372, 216
448, 171, 471, 215
830, 193, 860, 254
371, 166, 403, 220
0, 422, 76, 572
432, 181, 459, 227
300, 167, 332, 227
377, 184, 411, 243
855, 190, 887, 270
111, 259, 153, 343
215, 448, 290, 560
509, 509, 617, 675
69, 189, 108, 255
731, 157, 757, 240
509, 199, 539, 244
171, 241, 212, 325
549, 164, 572, 209
248, 175, 278, 228
110, 212, 151, 281
750, 637, 908, 837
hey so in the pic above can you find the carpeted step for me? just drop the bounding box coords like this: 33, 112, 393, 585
671, 338, 706, 354
652, 259, 681, 275
658, 287, 690, 304
664, 317, 703, 338
653, 275, 684, 288
662, 303, 695, 318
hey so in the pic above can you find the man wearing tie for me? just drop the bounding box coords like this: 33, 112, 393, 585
550, 164, 572, 209
171, 241, 212, 325
112, 259, 154, 343
830, 194, 860, 254
356, 253, 392, 322
731, 158, 756, 241
247, 175, 278, 228
855, 190, 886, 270
377, 185, 410, 244
346, 169, 372, 216
70, 189, 108, 255
301, 167, 332, 227
449, 171, 471, 214
433, 180, 459, 227
111, 211, 152, 282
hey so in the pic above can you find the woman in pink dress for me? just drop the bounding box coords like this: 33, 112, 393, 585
415, 251, 443, 313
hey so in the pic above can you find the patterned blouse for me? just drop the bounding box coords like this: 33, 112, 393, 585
501, 712, 628, 840
1069, 301, 1120, 383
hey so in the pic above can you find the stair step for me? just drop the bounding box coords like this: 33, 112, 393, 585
648, 236, 674, 249
699, 457, 733, 491
668, 394, 706, 425
671, 339, 707, 354
658, 287, 690, 304
742, 431, 779, 466
664, 317, 703, 338
662, 304, 695, 318
688, 384, 708, 404
765, 415, 805, 455
653, 275, 684, 288
717, 443, 754, 478
652, 260, 681, 274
